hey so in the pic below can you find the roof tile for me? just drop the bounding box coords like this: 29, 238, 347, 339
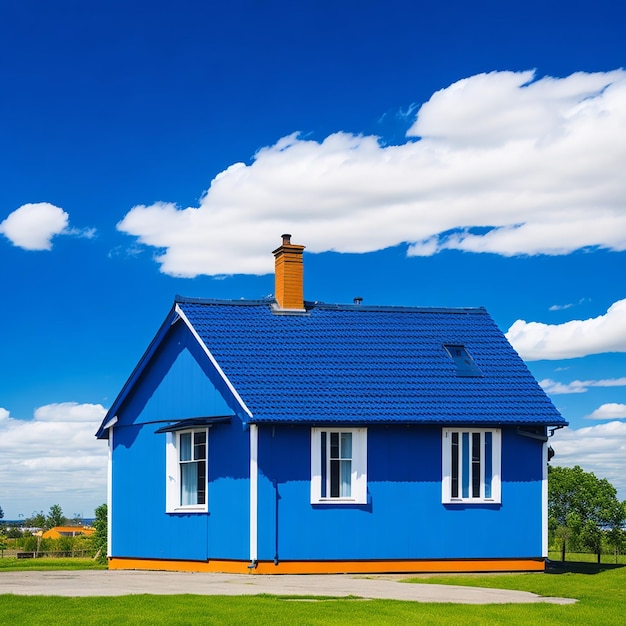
178, 298, 565, 426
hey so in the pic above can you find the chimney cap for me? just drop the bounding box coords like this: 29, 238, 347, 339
281, 233, 292, 245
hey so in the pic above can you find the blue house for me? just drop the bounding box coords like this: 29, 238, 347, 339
96, 235, 566, 574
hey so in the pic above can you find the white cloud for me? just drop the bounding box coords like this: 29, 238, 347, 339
551, 420, 626, 501
117, 69, 626, 277
540, 377, 626, 394
540, 379, 588, 394
0, 203, 96, 251
0, 403, 108, 520
34, 402, 106, 422
506, 298, 626, 360
586, 403, 626, 420
0, 203, 69, 250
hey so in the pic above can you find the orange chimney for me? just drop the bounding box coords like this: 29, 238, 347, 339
273, 234, 305, 310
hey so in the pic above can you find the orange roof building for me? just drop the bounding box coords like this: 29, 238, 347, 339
41, 526, 95, 539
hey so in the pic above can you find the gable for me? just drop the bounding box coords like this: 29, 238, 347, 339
96, 310, 247, 438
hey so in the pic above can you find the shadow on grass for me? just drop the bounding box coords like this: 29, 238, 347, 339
546, 559, 626, 575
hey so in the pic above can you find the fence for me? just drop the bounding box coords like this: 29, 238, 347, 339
1, 549, 92, 559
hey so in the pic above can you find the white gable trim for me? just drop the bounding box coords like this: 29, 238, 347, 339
107, 429, 113, 557
102, 415, 118, 431
175, 303, 253, 419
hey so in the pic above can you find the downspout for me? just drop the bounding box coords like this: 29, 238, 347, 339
542, 438, 548, 558
249, 424, 258, 570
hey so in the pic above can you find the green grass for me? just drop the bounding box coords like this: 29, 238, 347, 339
0, 557, 106, 571
0, 559, 624, 625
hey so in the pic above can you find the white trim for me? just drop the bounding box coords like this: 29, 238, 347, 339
102, 415, 118, 431
249, 424, 258, 562
542, 441, 548, 557
310, 428, 367, 504
165, 429, 209, 514
352, 429, 368, 504
165, 432, 178, 513
175, 304, 253, 418
107, 428, 113, 557
442, 428, 501, 504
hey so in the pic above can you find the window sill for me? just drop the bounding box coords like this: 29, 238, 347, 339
167, 506, 208, 514
443, 499, 501, 505
311, 498, 365, 505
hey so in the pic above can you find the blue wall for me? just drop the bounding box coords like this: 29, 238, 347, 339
110, 320, 250, 561
256, 424, 544, 562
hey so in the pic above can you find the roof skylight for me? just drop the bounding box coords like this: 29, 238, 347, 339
443, 344, 482, 377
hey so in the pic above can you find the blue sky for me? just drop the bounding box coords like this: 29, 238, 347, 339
1, 0, 625, 520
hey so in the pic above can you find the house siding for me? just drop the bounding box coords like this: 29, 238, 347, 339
255, 424, 544, 563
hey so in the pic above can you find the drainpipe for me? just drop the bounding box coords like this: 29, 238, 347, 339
249, 424, 258, 570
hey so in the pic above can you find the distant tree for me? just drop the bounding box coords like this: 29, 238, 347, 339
25, 511, 46, 529
6, 527, 23, 539
0, 532, 7, 557
92, 503, 108, 564
69, 513, 83, 526
46, 504, 67, 529
0, 503, 4, 519
549, 465, 626, 562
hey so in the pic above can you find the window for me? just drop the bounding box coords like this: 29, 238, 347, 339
443, 344, 482, 377
442, 428, 501, 503
310, 428, 367, 504
165, 429, 208, 512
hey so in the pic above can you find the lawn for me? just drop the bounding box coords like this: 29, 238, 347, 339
0, 558, 624, 625
0, 557, 105, 571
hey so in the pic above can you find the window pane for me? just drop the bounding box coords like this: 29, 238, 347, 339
484, 432, 492, 499
462, 432, 470, 498
451, 432, 459, 498
181, 462, 198, 505
179, 433, 192, 462
340, 432, 352, 458
330, 459, 340, 497
340, 460, 352, 497
330, 432, 339, 459
197, 460, 206, 505
471, 432, 481, 498
194, 431, 206, 460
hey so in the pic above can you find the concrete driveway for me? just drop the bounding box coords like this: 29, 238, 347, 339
0, 570, 576, 604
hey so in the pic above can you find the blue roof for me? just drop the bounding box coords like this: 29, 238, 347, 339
176, 297, 566, 427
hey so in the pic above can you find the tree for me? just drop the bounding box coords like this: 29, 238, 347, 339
0, 503, 4, 519
46, 504, 67, 529
605, 499, 626, 563
25, 511, 46, 529
548, 465, 626, 562
92, 503, 108, 564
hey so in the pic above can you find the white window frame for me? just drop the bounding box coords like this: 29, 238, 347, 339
441, 428, 501, 504
310, 427, 367, 504
166, 428, 209, 513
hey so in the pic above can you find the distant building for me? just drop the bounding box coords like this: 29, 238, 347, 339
41, 526, 95, 539
96, 235, 566, 574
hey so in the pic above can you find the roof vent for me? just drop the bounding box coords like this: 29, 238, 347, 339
353, 297, 363, 305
